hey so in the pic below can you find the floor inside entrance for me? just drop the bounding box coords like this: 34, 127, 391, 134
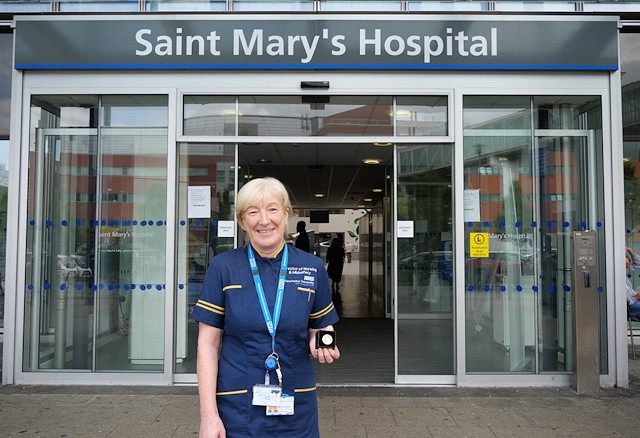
313, 255, 393, 385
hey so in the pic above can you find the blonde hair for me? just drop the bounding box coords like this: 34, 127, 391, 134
235, 177, 292, 232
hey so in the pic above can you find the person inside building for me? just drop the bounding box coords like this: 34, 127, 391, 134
627, 246, 640, 320
191, 177, 340, 438
326, 238, 345, 294
344, 241, 353, 263
294, 220, 310, 253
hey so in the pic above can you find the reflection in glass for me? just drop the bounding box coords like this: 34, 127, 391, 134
463, 95, 605, 374
23, 95, 168, 373
24, 95, 99, 371
0, 139, 9, 332
397, 144, 453, 375
396, 96, 448, 136
238, 95, 393, 136
184, 96, 237, 136
175, 143, 235, 373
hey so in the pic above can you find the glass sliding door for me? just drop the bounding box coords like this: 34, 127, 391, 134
174, 142, 236, 374
463, 95, 606, 375
396, 143, 454, 378
23, 95, 168, 373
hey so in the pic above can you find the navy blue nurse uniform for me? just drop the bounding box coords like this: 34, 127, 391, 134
191, 243, 339, 438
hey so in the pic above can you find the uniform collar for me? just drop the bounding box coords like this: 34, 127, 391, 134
250, 240, 285, 259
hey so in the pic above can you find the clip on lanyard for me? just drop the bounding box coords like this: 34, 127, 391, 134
248, 244, 288, 387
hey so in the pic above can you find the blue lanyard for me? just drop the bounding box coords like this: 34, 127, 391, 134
248, 244, 288, 352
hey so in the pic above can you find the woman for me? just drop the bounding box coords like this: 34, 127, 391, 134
192, 177, 340, 438
325, 238, 345, 294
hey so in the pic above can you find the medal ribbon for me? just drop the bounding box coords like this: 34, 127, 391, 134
248, 244, 288, 352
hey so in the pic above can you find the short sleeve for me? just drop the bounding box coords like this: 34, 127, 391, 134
190, 256, 227, 329
308, 258, 339, 329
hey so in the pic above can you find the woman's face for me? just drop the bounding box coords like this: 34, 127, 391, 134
240, 193, 288, 257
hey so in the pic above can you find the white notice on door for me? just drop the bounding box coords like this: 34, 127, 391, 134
188, 186, 211, 219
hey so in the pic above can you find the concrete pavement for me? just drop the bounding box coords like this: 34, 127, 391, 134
0, 349, 639, 437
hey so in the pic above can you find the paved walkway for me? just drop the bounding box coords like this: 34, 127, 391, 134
0, 374, 639, 437
1, 344, 640, 437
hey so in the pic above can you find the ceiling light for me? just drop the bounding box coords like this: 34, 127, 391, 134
220, 109, 243, 116
364, 198, 373, 202
373, 142, 392, 147
256, 159, 271, 164
372, 188, 383, 193
314, 193, 324, 198
362, 158, 381, 165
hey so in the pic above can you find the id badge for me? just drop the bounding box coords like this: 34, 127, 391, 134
266, 394, 294, 416
252, 384, 281, 407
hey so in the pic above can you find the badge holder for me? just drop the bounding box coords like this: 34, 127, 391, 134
252, 353, 282, 407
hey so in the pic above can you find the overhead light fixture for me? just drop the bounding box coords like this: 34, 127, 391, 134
362, 158, 381, 165
221, 109, 243, 116
372, 188, 383, 193
364, 198, 373, 202
314, 193, 324, 198
387, 109, 412, 117
256, 159, 271, 164
373, 142, 392, 147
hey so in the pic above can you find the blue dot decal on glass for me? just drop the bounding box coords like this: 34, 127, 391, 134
60, 284, 66, 290
93, 220, 99, 226
101, 220, 106, 226
467, 222, 473, 227
77, 220, 84, 226
108, 284, 114, 291
147, 284, 152, 290
76, 284, 82, 290
579, 221, 586, 228
468, 285, 474, 292
500, 285, 506, 292
484, 285, 490, 292
515, 221, 521, 227
125, 220, 132, 226
531, 221, 537, 228
483, 221, 489, 227
61, 220, 68, 226
28, 285, 33, 290
547, 221, 554, 228
133, 220, 138, 225
180, 220, 186, 226
563, 221, 570, 228
92, 285, 98, 291
598, 286, 604, 292
596, 221, 602, 228
563, 285, 571, 292
516, 285, 523, 292
124, 284, 130, 291
179, 284, 184, 289
29, 220, 35, 226
156, 285, 162, 290
499, 221, 505, 227
99, 284, 104, 289
140, 285, 146, 290
45, 220, 52, 227
141, 221, 147, 226
131, 284, 136, 289
548, 285, 556, 292
149, 220, 154, 226
44, 283, 50, 290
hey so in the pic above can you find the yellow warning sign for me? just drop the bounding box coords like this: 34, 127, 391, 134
470, 232, 489, 258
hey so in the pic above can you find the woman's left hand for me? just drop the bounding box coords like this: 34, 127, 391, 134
309, 327, 341, 364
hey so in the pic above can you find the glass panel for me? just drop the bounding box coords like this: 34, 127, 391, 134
95, 95, 168, 372
147, 0, 226, 11
408, 1, 488, 12
395, 96, 448, 136
321, 1, 402, 11
0, 32, 12, 137
0, 139, 7, 331
175, 143, 235, 373
397, 143, 454, 375
184, 96, 237, 136
24, 95, 99, 371
463, 95, 605, 375
24, 95, 169, 373
463, 96, 535, 374
238, 95, 393, 137
58, 0, 139, 12
233, 0, 313, 11
622, 34, 640, 330
0, 1, 52, 13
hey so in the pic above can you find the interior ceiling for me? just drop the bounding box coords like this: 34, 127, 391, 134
238, 143, 393, 209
